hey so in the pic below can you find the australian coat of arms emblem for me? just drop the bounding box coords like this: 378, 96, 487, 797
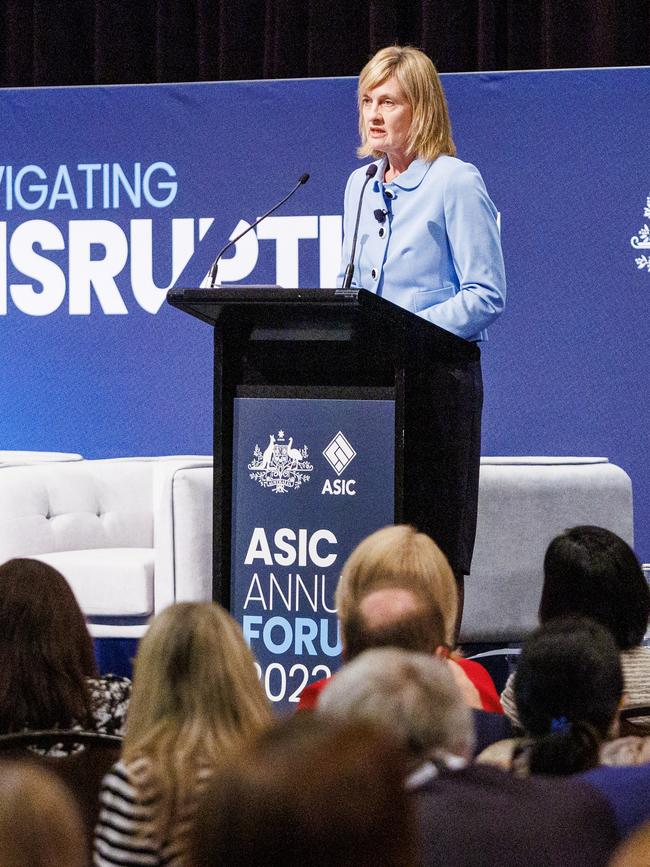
631, 193, 650, 272
248, 430, 313, 493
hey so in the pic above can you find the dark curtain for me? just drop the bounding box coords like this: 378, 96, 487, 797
0, 0, 648, 87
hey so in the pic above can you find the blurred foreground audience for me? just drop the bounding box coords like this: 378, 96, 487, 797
0, 558, 130, 745
188, 715, 416, 866
2, 523, 647, 866
0, 760, 86, 867
479, 617, 650, 838
299, 524, 502, 714
319, 647, 620, 867
609, 820, 650, 867
501, 526, 650, 726
93, 602, 272, 867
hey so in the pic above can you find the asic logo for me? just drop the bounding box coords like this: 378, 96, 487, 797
323, 432, 356, 476
322, 432, 356, 496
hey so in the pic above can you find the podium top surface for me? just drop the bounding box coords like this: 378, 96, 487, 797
166, 286, 479, 360
168, 286, 358, 306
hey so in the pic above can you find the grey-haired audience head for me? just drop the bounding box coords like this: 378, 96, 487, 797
318, 647, 475, 761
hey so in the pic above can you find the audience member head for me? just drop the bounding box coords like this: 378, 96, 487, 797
319, 647, 474, 763
124, 602, 272, 845
187, 714, 416, 867
343, 586, 446, 660
514, 616, 624, 775
0, 760, 86, 867
0, 558, 98, 732
609, 819, 650, 867
540, 525, 649, 650
335, 524, 457, 647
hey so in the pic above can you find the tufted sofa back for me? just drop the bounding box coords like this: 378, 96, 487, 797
0, 460, 154, 563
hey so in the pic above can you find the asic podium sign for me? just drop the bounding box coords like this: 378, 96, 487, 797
232, 397, 394, 708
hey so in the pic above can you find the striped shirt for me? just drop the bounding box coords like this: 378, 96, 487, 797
93, 760, 207, 867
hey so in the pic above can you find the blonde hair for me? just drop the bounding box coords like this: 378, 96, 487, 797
0, 761, 85, 867
123, 602, 271, 845
357, 45, 456, 162
335, 525, 457, 646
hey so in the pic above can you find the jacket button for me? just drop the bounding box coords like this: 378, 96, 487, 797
371, 268, 377, 279
379, 227, 385, 238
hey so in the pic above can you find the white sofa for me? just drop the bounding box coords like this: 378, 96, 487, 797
0, 450, 83, 467
461, 457, 634, 643
0, 454, 634, 645
0, 457, 213, 637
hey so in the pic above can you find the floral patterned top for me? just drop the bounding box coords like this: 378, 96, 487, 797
87, 674, 131, 736
22, 674, 131, 756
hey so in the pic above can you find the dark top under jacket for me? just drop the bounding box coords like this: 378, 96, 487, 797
411, 763, 619, 867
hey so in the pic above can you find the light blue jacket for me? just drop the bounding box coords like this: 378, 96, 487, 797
338, 155, 506, 342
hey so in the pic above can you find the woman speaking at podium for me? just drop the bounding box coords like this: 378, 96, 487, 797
338, 45, 506, 627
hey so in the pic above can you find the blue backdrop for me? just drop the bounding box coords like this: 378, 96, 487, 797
1, 69, 648, 560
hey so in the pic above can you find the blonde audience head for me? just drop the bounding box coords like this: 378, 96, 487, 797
335, 524, 457, 647
123, 601, 271, 846
0, 761, 85, 867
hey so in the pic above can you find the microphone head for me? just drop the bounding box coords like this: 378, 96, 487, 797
298, 173, 310, 184
365, 163, 378, 178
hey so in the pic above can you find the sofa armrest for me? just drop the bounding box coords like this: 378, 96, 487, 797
153, 459, 213, 612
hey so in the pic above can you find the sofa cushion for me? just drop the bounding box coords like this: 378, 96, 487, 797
0, 462, 153, 559
33, 549, 154, 618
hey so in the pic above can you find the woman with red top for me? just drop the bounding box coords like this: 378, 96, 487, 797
298, 525, 501, 714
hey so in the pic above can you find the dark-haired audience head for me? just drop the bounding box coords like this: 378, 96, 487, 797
187, 714, 416, 867
540, 525, 649, 650
0, 760, 86, 867
319, 647, 474, 763
0, 558, 98, 732
343, 586, 446, 661
336, 524, 457, 648
514, 616, 624, 775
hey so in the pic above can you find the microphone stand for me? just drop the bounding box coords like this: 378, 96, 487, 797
208, 173, 310, 288
341, 163, 378, 290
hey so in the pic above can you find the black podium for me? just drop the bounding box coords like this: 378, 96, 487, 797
167, 286, 480, 610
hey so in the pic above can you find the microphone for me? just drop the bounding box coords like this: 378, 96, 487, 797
373, 208, 387, 224
208, 173, 310, 287
342, 163, 378, 290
